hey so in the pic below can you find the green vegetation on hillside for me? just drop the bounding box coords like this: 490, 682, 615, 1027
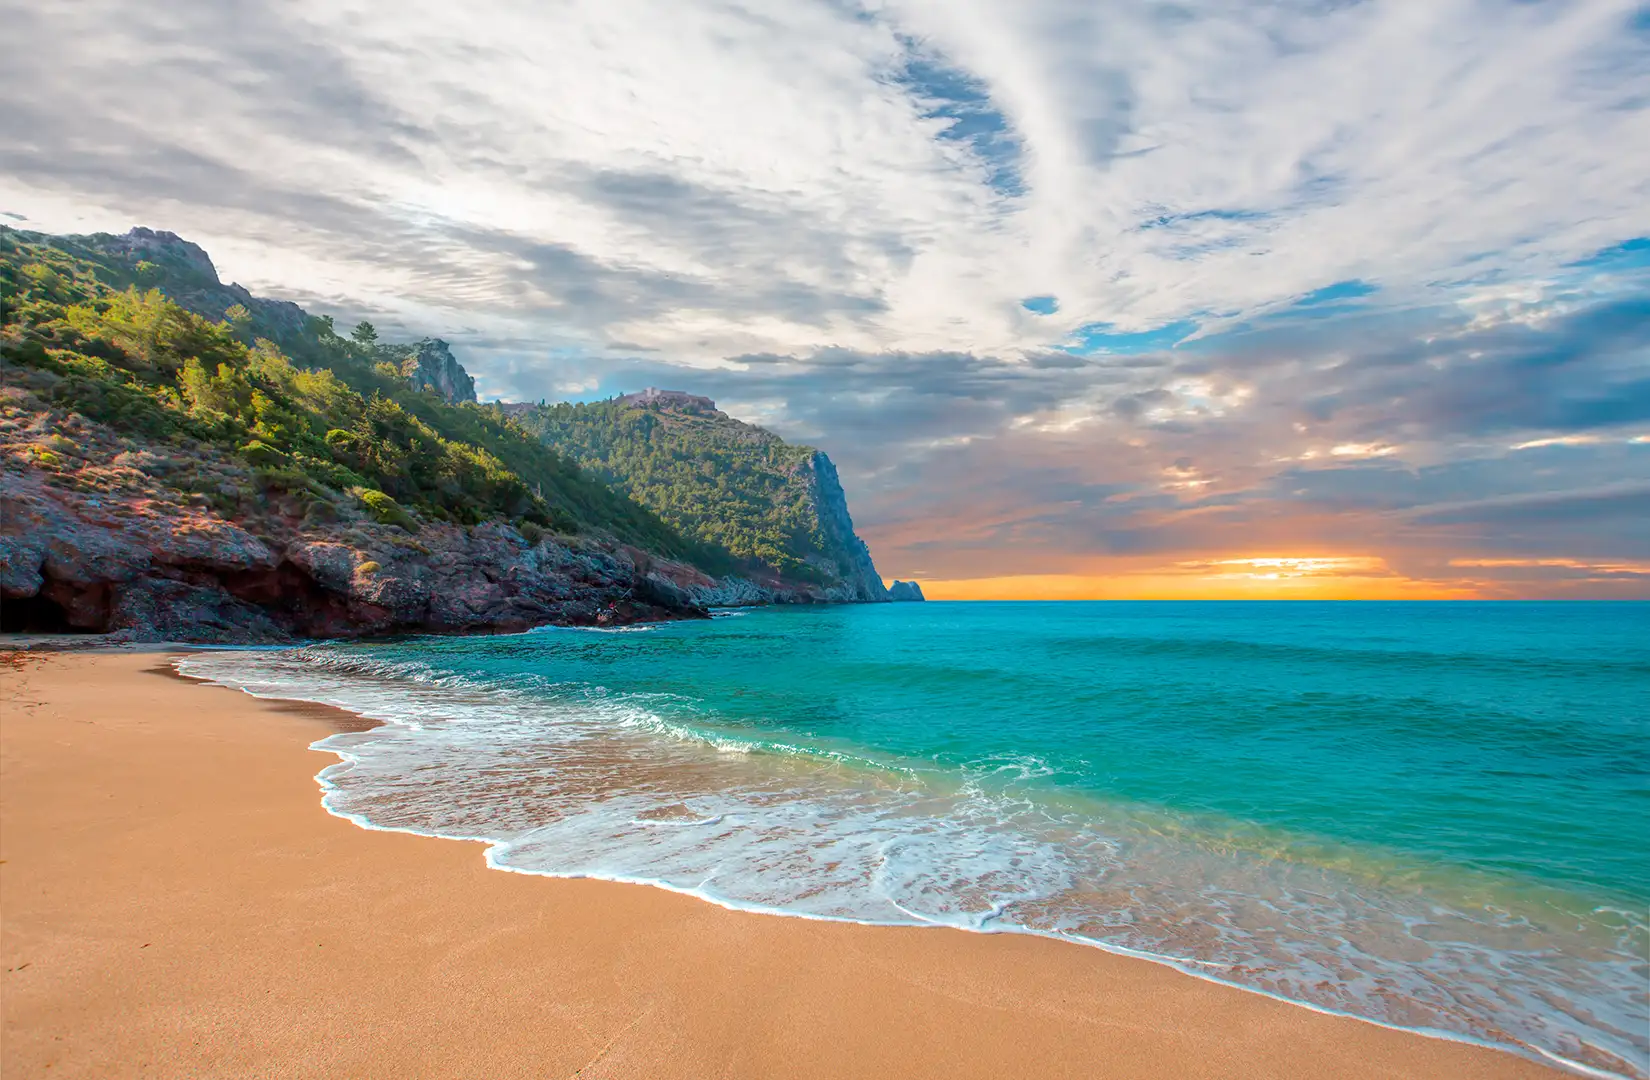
510, 400, 829, 579
0, 229, 699, 557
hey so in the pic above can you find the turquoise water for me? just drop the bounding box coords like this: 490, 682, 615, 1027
182, 602, 1650, 1077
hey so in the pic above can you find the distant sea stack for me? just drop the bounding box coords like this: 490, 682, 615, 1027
888, 580, 926, 601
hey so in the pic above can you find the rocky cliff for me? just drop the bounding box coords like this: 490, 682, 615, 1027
1, 225, 901, 643
798, 452, 889, 602
399, 338, 477, 405
888, 580, 926, 601
0, 427, 701, 643
73, 227, 313, 344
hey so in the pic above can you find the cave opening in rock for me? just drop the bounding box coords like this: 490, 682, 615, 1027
1, 593, 90, 634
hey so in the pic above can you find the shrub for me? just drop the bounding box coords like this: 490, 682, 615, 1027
354, 487, 418, 532
238, 439, 285, 466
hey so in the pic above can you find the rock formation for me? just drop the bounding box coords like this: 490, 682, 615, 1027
797, 452, 890, 602
95, 228, 311, 342
1, 466, 701, 643
888, 580, 926, 601
1, 224, 906, 642
511, 400, 894, 604
399, 339, 478, 405
619, 387, 718, 413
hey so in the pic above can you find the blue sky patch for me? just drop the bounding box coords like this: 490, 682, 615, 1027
1021, 295, 1059, 315
1567, 237, 1650, 273
1296, 280, 1379, 306
1065, 319, 1199, 355
1139, 208, 1269, 230
893, 50, 1025, 199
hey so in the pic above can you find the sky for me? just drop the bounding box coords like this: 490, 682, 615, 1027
4, 0, 1649, 598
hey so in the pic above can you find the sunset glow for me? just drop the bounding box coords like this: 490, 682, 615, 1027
920, 558, 1481, 602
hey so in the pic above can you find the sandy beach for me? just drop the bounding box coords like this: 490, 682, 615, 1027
0, 650, 1567, 1079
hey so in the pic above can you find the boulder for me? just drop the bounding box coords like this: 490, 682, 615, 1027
888, 580, 926, 601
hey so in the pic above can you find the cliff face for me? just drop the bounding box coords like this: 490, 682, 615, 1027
399, 339, 477, 405
0, 226, 718, 642
799, 452, 889, 602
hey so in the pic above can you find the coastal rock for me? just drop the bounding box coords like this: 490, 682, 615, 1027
109, 576, 291, 644
400, 339, 477, 405
286, 541, 359, 593
150, 521, 276, 573
671, 568, 884, 607
682, 575, 778, 607
798, 451, 890, 603
3, 479, 150, 594
0, 461, 705, 641
507, 400, 895, 606
888, 580, 926, 601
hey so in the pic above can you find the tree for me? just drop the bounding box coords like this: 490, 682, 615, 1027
351, 320, 379, 346
224, 303, 253, 338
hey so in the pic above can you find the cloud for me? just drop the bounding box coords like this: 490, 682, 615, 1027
4, 0, 1648, 594
7, 0, 1648, 357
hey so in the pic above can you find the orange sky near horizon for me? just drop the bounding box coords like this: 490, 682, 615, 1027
905, 556, 1486, 601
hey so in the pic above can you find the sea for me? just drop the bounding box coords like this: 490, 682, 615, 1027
177, 601, 1649, 1078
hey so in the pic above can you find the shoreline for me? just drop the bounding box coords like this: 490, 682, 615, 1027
2, 650, 1576, 1078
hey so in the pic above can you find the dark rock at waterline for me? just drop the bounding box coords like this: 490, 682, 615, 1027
0, 468, 704, 643
888, 580, 926, 601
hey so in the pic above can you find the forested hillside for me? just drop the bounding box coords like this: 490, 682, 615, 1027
0, 226, 698, 558
510, 397, 887, 596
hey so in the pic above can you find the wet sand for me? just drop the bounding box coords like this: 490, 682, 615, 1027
0, 650, 1567, 1079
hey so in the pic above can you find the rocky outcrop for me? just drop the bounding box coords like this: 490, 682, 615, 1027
91, 228, 311, 343
0, 468, 703, 643
676, 573, 870, 607
798, 452, 889, 603
399, 339, 477, 405
620, 387, 719, 413
888, 580, 925, 601
103, 227, 219, 280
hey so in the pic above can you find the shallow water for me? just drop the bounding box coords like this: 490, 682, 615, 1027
181, 601, 1650, 1078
